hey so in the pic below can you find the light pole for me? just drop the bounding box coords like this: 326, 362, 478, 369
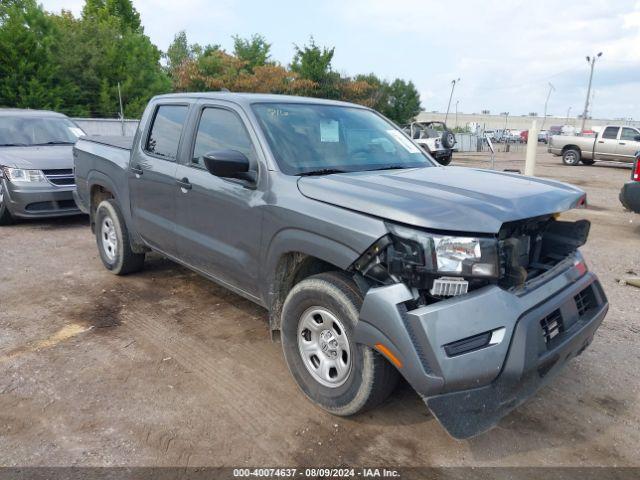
444, 78, 460, 124
566, 106, 572, 125
581, 52, 602, 132
540, 82, 555, 131
455, 100, 459, 129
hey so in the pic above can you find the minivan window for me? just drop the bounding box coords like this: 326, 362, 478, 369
145, 105, 189, 160
192, 108, 257, 169
252, 103, 432, 175
621, 128, 639, 141
602, 126, 619, 140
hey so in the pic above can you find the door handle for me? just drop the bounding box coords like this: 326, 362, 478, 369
131, 165, 143, 175
597, 140, 605, 143
177, 177, 192, 190
619, 142, 626, 145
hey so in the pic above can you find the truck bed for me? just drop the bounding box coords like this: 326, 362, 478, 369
80, 135, 134, 151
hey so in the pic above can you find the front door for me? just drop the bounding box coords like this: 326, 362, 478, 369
129, 103, 189, 256
174, 104, 263, 298
616, 127, 640, 163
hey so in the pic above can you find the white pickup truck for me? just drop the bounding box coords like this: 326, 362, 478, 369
548, 125, 640, 166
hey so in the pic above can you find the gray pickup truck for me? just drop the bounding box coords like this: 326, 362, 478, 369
73, 93, 608, 439
548, 125, 640, 166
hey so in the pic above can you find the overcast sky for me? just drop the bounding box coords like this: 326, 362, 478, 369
39, 0, 640, 120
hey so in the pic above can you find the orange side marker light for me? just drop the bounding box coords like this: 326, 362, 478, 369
375, 343, 403, 369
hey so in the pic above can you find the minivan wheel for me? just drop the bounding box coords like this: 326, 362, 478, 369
0, 184, 14, 226
562, 148, 581, 166
95, 199, 145, 275
281, 272, 398, 416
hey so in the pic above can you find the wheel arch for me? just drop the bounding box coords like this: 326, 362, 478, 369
263, 229, 361, 335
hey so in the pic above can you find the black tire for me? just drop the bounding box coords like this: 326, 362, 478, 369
281, 271, 398, 416
581, 158, 596, 165
562, 148, 581, 166
441, 130, 456, 149
437, 154, 453, 166
95, 199, 145, 275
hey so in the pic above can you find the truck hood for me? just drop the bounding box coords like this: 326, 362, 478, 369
297, 166, 585, 234
0, 145, 74, 170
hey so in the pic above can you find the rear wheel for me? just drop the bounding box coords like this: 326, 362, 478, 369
95, 199, 145, 275
437, 154, 453, 166
281, 272, 398, 416
0, 183, 14, 226
562, 148, 581, 166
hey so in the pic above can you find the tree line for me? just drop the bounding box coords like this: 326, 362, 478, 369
0, 0, 422, 124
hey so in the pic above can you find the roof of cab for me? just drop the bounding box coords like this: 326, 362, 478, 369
150, 92, 365, 108
0, 108, 68, 118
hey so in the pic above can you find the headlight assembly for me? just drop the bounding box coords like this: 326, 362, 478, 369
386, 223, 499, 279
2, 167, 47, 184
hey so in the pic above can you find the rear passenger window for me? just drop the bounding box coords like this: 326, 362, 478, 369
602, 127, 619, 140
621, 128, 639, 141
145, 105, 189, 160
192, 108, 256, 169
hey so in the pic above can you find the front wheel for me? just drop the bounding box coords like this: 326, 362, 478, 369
95, 199, 145, 275
281, 272, 398, 416
0, 183, 14, 226
562, 148, 581, 166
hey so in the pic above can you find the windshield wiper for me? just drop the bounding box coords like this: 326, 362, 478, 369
365, 165, 411, 172
298, 168, 350, 177
31, 141, 75, 146
0, 143, 28, 147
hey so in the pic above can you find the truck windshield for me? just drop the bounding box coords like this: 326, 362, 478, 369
252, 103, 433, 175
0, 116, 84, 147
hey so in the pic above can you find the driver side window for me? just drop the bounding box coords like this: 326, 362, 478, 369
192, 107, 257, 169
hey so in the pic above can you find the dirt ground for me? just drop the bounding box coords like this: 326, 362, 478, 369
1, 147, 639, 468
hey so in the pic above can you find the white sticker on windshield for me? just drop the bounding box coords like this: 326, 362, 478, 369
320, 120, 340, 143
69, 127, 84, 137
387, 129, 420, 153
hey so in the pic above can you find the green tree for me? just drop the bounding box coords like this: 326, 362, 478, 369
290, 37, 339, 98
380, 79, 421, 124
232, 34, 271, 73
82, 0, 141, 33
0, 0, 63, 109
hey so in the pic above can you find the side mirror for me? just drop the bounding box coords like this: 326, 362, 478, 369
634, 135, 640, 142
203, 149, 256, 183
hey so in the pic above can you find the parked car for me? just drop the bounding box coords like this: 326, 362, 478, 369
403, 121, 455, 165
520, 130, 529, 143
0, 109, 84, 225
74, 93, 608, 439
548, 125, 640, 166
538, 130, 549, 143
620, 154, 640, 213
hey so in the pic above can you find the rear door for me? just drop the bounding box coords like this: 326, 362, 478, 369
128, 102, 189, 256
594, 126, 619, 160
173, 101, 264, 299
616, 127, 640, 162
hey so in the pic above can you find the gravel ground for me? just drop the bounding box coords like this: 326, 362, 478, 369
0, 147, 638, 468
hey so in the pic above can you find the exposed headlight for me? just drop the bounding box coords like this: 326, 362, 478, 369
2, 167, 47, 183
386, 223, 499, 278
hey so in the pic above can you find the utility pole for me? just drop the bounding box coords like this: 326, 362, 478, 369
540, 82, 555, 131
581, 52, 602, 133
566, 106, 572, 125
444, 78, 460, 124
117, 82, 125, 136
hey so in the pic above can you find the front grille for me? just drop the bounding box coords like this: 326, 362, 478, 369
540, 309, 563, 344
25, 199, 77, 212
574, 286, 596, 317
43, 169, 75, 186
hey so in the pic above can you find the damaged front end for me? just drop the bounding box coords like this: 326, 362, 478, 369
354, 215, 591, 303
352, 212, 606, 439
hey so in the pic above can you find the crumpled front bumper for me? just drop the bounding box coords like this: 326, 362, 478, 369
354, 253, 608, 439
